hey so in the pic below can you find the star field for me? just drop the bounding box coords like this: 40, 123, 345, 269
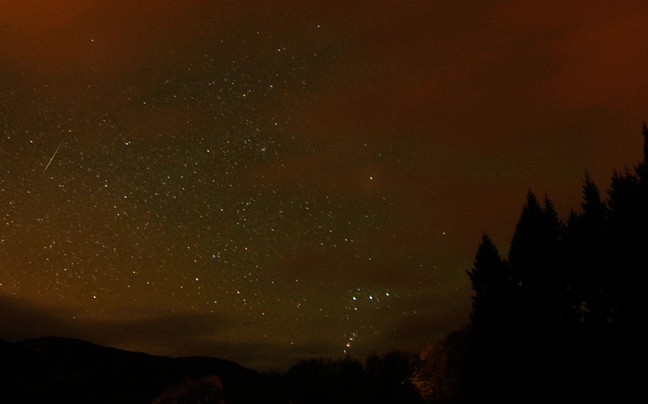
2, 1, 647, 370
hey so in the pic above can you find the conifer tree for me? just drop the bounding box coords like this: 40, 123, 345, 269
581, 173, 608, 222
463, 123, 648, 403
606, 168, 641, 333
639, 121, 648, 176
508, 190, 565, 301
466, 233, 510, 328
605, 125, 646, 379
504, 191, 571, 401
567, 174, 610, 329
508, 190, 542, 288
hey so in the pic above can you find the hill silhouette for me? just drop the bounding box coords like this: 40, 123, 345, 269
0, 337, 261, 404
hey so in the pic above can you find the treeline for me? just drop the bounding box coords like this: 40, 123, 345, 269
254, 125, 648, 404
261, 351, 422, 404
461, 124, 648, 403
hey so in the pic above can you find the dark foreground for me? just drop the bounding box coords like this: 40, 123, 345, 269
0, 337, 424, 404
0, 337, 261, 404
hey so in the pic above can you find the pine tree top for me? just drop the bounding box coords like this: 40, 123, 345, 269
642, 121, 648, 165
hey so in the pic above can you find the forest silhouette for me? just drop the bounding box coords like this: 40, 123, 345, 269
459, 124, 647, 403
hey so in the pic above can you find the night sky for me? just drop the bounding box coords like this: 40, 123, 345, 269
1, 1, 647, 371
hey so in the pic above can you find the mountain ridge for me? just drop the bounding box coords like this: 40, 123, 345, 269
0, 336, 262, 404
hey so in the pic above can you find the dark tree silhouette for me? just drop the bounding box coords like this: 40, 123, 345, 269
567, 173, 610, 330
509, 191, 566, 299
464, 234, 521, 403
466, 233, 510, 329
273, 352, 421, 404
152, 376, 225, 404
412, 326, 469, 403
464, 123, 648, 403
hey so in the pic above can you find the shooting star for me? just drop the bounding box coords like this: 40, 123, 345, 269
43, 141, 63, 174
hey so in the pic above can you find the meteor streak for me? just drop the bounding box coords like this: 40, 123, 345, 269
43, 141, 63, 174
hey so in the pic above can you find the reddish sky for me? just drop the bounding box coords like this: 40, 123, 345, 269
1, 1, 647, 370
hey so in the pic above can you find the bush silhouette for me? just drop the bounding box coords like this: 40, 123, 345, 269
152, 375, 225, 404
